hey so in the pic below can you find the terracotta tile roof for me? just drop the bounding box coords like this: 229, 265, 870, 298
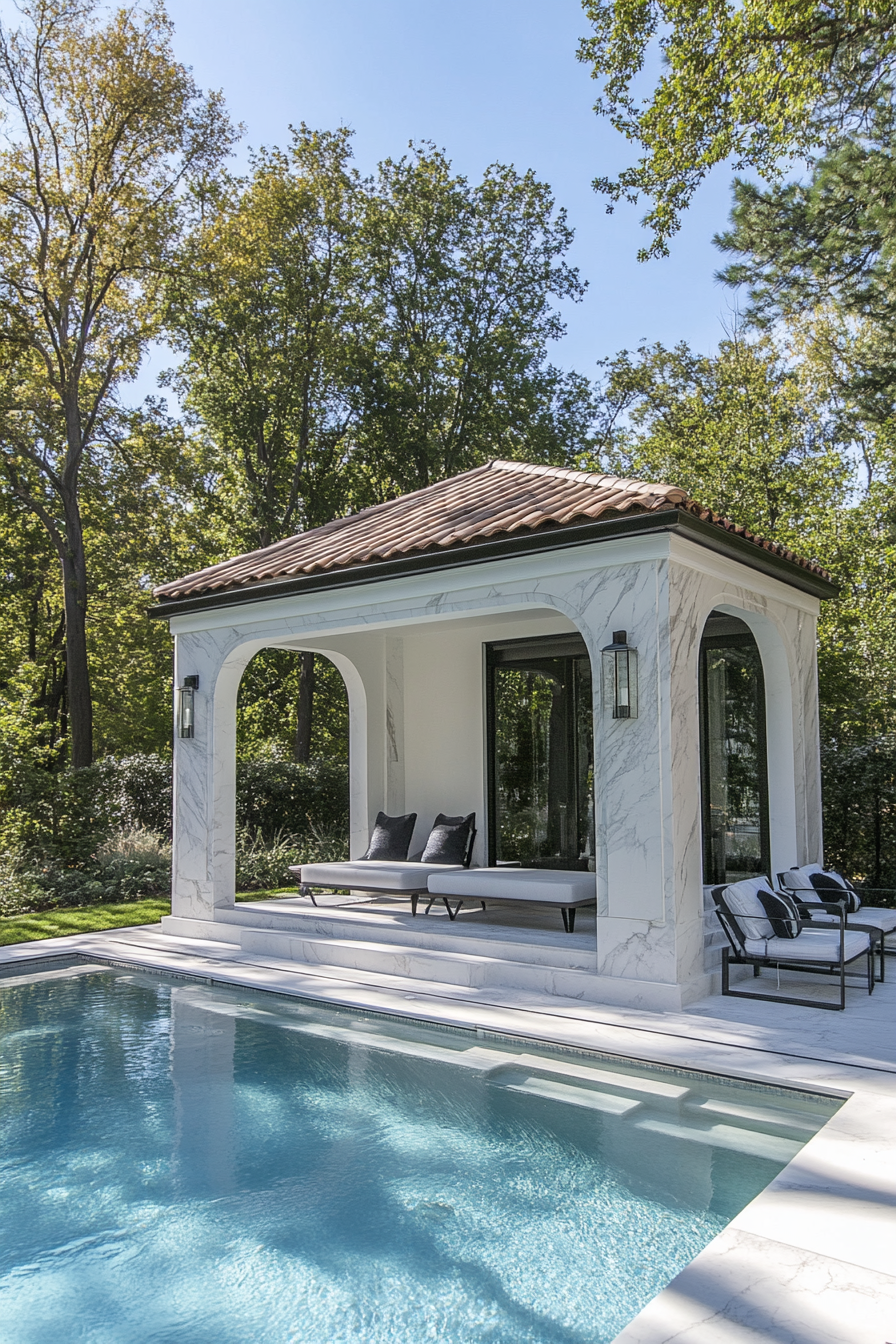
153, 459, 832, 602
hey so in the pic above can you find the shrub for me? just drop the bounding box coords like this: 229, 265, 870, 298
235, 823, 348, 892
105, 755, 173, 837
0, 751, 349, 911
0, 850, 48, 917
236, 759, 349, 840
821, 734, 896, 890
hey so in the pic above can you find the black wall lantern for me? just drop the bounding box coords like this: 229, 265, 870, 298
177, 675, 199, 739
602, 631, 638, 719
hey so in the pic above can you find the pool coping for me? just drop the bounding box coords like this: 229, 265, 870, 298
2, 926, 894, 1344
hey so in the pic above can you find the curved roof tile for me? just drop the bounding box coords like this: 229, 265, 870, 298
153, 459, 831, 601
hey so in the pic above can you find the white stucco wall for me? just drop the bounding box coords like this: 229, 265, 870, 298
165, 530, 823, 1010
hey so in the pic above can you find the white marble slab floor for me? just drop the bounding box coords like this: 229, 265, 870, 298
1, 923, 894, 1344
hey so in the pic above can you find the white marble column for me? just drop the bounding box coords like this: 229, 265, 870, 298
171, 628, 254, 919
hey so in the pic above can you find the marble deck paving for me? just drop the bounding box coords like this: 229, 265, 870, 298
1, 922, 894, 1344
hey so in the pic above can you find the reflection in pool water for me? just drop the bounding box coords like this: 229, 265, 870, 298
0, 960, 840, 1343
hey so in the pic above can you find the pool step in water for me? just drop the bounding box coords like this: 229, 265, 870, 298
684, 1096, 824, 1140
633, 1116, 802, 1164
157, 985, 825, 1164
494, 1072, 642, 1116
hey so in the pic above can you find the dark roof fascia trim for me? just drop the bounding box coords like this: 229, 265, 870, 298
149, 508, 837, 621
672, 509, 837, 598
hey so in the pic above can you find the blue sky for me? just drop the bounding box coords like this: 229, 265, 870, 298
142, 0, 741, 397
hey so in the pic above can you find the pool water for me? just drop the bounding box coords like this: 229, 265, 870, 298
0, 959, 840, 1343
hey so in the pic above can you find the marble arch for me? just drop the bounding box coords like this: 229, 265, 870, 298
154, 463, 835, 1010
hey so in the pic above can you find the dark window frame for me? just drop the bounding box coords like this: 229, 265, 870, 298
698, 617, 771, 885
485, 633, 593, 869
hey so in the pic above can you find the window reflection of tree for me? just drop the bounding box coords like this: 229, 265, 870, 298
490, 647, 594, 870
495, 668, 556, 862
700, 617, 769, 885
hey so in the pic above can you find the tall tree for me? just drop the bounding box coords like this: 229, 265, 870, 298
170, 135, 595, 756
167, 126, 361, 551
589, 332, 896, 882
0, 0, 232, 766
578, 0, 896, 256
716, 110, 896, 431
353, 144, 591, 497
590, 332, 848, 542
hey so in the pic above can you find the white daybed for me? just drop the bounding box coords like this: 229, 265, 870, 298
426, 867, 597, 932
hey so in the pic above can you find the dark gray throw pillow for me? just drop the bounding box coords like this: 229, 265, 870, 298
756, 888, 801, 939
420, 813, 475, 865
362, 812, 417, 861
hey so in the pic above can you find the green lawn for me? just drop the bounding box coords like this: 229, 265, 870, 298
0, 889, 299, 947
235, 888, 295, 902
0, 898, 172, 946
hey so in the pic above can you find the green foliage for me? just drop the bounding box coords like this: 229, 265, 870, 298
0, 850, 46, 917
236, 758, 349, 841
351, 145, 591, 496
590, 329, 896, 880
820, 735, 896, 890
167, 135, 594, 524
166, 126, 363, 548
0, 0, 235, 766
236, 650, 349, 762
590, 332, 848, 545
235, 824, 348, 892
578, 0, 896, 257
716, 113, 896, 430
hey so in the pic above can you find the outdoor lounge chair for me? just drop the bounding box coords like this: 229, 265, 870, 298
711, 875, 874, 1010
291, 811, 477, 917
425, 867, 597, 932
778, 865, 896, 975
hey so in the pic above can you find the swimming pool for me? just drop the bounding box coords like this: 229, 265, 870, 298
0, 957, 840, 1343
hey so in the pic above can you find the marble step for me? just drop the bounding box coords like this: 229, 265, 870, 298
684, 1096, 825, 1140
633, 1115, 802, 1164
212, 903, 597, 970
237, 927, 606, 1001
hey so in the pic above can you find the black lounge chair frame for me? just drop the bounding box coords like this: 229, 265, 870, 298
711, 886, 875, 1011
776, 873, 890, 979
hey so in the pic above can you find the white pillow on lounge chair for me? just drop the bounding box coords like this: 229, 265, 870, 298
780, 866, 896, 937
781, 865, 862, 912
722, 877, 777, 941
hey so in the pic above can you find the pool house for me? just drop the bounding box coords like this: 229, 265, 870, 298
150, 460, 835, 1011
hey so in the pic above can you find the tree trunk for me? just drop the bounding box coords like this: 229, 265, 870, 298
59, 500, 93, 769
294, 651, 316, 763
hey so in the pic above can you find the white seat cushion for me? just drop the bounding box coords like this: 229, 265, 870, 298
802, 907, 896, 935
427, 867, 596, 905
744, 929, 870, 961
723, 877, 776, 939
295, 861, 464, 892
779, 867, 822, 901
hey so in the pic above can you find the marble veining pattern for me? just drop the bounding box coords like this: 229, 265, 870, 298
166, 531, 824, 1010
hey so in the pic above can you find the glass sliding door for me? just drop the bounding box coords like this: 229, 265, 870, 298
699, 612, 770, 885
486, 635, 595, 870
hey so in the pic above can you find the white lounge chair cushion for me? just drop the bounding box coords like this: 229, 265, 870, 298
427, 867, 596, 906
783, 865, 863, 912
723, 877, 777, 939
744, 929, 870, 961
296, 860, 465, 892
801, 907, 896, 935
779, 866, 821, 897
